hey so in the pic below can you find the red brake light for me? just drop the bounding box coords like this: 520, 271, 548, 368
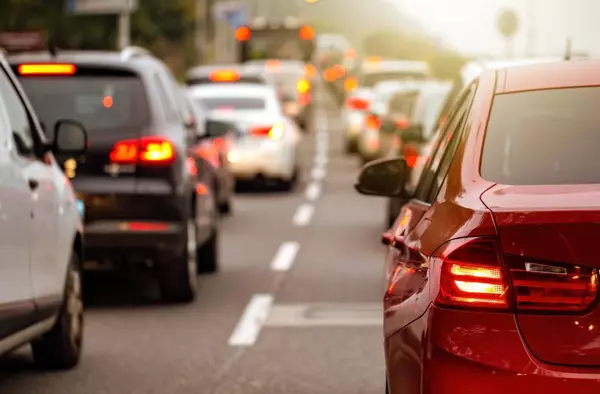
505, 255, 598, 312
299, 25, 315, 40
436, 238, 509, 309
346, 97, 369, 111
209, 70, 240, 82
235, 26, 251, 41
18, 63, 76, 76
251, 124, 284, 139
251, 126, 271, 137
401, 145, 418, 168
365, 114, 381, 130
435, 237, 599, 312
110, 137, 175, 165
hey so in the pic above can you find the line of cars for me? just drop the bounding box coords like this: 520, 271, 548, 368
355, 57, 600, 392
0, 46, 316, 369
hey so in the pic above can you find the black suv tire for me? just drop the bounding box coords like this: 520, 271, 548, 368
197, 227, 219, 273
31, 251, 83, 370
157, 219, 198, 303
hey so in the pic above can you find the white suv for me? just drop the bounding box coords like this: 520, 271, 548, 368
0, 54, 88, 369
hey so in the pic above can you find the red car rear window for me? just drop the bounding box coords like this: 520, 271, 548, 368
481, 87, 600, 185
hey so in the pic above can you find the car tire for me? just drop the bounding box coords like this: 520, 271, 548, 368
345, 140, 357, 155
157, 219, 197, 303
197, 226, 219, 273
279, 166, 299, 192
218, 200, 232, 215
31, 251, 83, 370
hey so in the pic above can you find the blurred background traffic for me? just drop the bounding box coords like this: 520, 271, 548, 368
1, 0, 599, 393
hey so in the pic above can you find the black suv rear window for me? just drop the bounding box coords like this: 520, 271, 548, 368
17, 74, 150, 135
360, 71, 427, 88
481, 87, 600, 185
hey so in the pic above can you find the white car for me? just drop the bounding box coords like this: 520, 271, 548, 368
187, 83, 301, 190
342, 59, 430, 154
0, 55, 87, 369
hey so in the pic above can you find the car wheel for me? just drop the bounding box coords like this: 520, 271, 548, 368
157, 219, 198, 303
279, 166, 299, 192
197, 225, 219, 273
31, 251, 83, 370
218, 200, 232, 215
345, 140, 357, 155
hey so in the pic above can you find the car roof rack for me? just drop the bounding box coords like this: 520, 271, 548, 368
121, 46, 151, 61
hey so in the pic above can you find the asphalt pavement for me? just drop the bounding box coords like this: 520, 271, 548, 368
0, 86, 389, 394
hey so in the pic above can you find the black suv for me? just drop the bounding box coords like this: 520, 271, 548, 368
10, 47, 220, 303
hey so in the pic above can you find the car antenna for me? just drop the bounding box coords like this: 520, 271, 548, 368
564, 37, 572, 61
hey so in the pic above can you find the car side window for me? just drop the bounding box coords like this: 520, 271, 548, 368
413, 84, 475, 203
427, 85, 477, 202
0, 68, 35, 156
154, 74, 180, 124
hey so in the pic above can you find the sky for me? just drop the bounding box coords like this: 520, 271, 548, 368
393, 0, 600, 57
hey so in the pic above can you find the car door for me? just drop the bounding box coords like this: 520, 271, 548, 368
0, 64, 61, 311
0, 78, 36, 339
383, 83, 477, 394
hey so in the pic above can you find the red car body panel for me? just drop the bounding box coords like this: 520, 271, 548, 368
384, 62, 600, 393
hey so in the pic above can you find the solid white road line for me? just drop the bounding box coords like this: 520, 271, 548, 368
228, 294, 274, 346
293, 204, 314, 226
270, 241, 300, 271
305, 182, 321, 201
311, 167, 326, 180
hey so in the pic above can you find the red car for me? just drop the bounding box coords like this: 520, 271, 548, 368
355, 60, 600, 393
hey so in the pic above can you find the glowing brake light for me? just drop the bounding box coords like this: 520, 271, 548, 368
436, 238, 509, 309
18, 63, 76, 76
344, 77, 358, 92
109, 137, 175, 165
434, 236, 600, 312
209, 70, 240, 82
251, 123, 284, 140
235, 26, 251, 41
296, 79, 310, 93
346, 97, 369, 111
401, 145, 418, 168
365, 114, 381, 130
299, 25, 315, 40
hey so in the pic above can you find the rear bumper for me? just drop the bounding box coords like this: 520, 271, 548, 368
229, 153, 293, 180
386, 305, 600, 394
84, 220, 185, 262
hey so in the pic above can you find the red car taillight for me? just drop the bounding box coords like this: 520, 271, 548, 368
346, 97, 369, 111
109, 136, 175, 165
505, 254, 598, 312
434, 237, 599, 312
401, 145, 418, 168
436, 238, 509, 309
365, 114, 381, 130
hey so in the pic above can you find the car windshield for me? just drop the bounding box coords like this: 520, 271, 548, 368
17, 75, 150, 134
359, 71, 427, 88
413, 89, 452, 138
481, 87, 600, 185
196, 97, 266, 111
388, 91, 419, 115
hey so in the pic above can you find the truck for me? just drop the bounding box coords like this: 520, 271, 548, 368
234, 17, 316, 63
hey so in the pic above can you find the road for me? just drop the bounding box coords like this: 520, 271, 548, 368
0, 88, 388, 394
